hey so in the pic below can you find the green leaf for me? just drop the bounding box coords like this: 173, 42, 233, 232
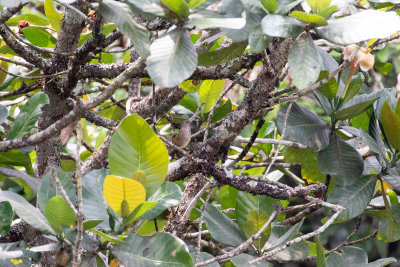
318, 136, 364, 186
160, 0, 190, 17
249, 25, 271, 54
277, 102, 330, 151
316, 10, 400, 45
7, 14, 49, 26
0, 104, 7, 124
306, 0, 331, 15
199, 79, 225, 112
45, 196, 76, 233
290, 11, 327, 26
368, 258, 397, 267
327, 175, 376, 222
332, 92, 379, 121
0, 201, 13, 236
378, 216, 400, 242
90, 228, 129, 246
243, 210, 271, 252
381, 101, 400, 150
38, 169, 76, 214
146, 28, 197, 87
316, 71, 338, 101
261, 14, 306, 38
374, 62, 392, 76
0, 149, 30, 166
179, 80, 201, 93
82, 169, 112, 231
7, 92, 49, 140
83, 220, 103, 231
318, 5, 338, 19
22, 27, 57, 48
288, 32, 323, 90
235, 191, 277, 230
261, 0, 277, 13
139, 182, 182, 220
342, 73, 364, 104
112, 232, 193, 266
0, 167, 39, 194
99, 0, 150, 58
126, 0, 166, 20
44, 0, 63, 33
263, 219, 304, 252
315, 236, 327, 267
204, 203, 247, 246
122, 202, 157, 227
186, 13, 245, 29
198, 41, 248, 66
108, 114, 169, 196
0, 190, 56, 235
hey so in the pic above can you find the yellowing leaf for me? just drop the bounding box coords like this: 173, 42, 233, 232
103, 175, 146, 217
243, 210, 271, 252
44, 0, 63, 33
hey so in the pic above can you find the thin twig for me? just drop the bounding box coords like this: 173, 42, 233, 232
233, 162, 299, 169
235, 137, 306, 148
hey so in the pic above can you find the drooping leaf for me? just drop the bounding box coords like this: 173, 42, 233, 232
332, 92, 379, 121
103, 175, 146, 217
22, 27, 56, 48
186, 12, 245, 29
327, 175, 376, 222
45, 196, 76, 233
288, 32, 323, 89
316, 10, 400, 45
7, 92, 49, 140
112, 232, 193, 266
99, 0, 150, 58
261, 14, 306, 38
44, 0, 63, 33
160, 0, 190, 17
243, 210, 271, 251
198, 41, 248, 66
108, 114, 169, 196
199, 79, 225, 112
277, 102, 330, 151
0, 201, 13, 236
290, 11, 327, 26
0, 191, 56, 235
147, 28, 197, 87
204, 203, 247, 246
380, 101, 400, 150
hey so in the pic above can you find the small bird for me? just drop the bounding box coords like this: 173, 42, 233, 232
173, 120, 192, 148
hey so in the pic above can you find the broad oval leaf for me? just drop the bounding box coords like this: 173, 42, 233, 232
7, 14, 49, 26
146, 28, 197, 87
204, 203, 247, 246
45, 196, 76, 233
99, 0, 150, 58
288, 32, 323, 89
380, 101, 400, 150
332, 92, 379, 121
7, 92, 49, 140
316, 10, 400, 45
277, 102, 330, 152
108, 114, 169, 196
0, 190, 56, 235
23, 27, 57, 48
261, 14, 306, 38
327, 175, 376, 222
103, 175, 146, 217
318, 136, 364, 186
112, 232, 193, 266
199, 79, 225, 112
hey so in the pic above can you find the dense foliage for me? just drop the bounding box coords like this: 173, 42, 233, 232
1, 0, 400, 266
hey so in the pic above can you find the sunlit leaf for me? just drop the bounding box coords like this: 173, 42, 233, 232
45, 196, 76, 233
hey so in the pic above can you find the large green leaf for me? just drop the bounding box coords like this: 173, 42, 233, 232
288, 32, 323, 89
44, 0, 63, 33
327, 175, 376, 222
204, 203, 247, 246
112, 232, 193, 266
7, 92, 49, 140
38, 169, 76, 213
22, 27, 56, 48
199, 79, 225, 112
318, 136, 364, 186
198, 41, 248, 66
277, 102, 330, 151
160, 0, 190, 17
108, 114, 169, 196
45, 196, 76, 233
327, 246, 396, 267
146, 28, 197, 87
316, 10, 400, 45
381, 101, 400, 150
0, 201, 13, 236
7, 14, 49, 26
0, 191, 56, 235
261, 14, 306, 38
186, 12, 245, 29
235, 191, 277, 229
139, 182, 182, 220
0, 150, 30, 166
332, 92, 379, 121
99, 0, 150, 58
